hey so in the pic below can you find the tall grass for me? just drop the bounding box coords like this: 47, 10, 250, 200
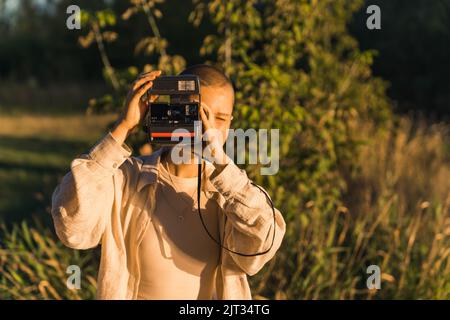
344, 118, 450, 298
0, 117, 448, 299
252, 117, 450, 299
0, 219, 98, 300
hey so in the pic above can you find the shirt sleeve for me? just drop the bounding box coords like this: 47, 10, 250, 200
51, 132, 133, 249
209, 160, 286, 276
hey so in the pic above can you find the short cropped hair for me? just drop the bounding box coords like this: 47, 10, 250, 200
179, 64, 235, 104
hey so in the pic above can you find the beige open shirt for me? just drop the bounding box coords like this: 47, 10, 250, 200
51, 132, 286, 299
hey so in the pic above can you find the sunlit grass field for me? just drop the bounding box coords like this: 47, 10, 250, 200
0, 111, 114, 299
0, 109, 449, 299
0, 113, 115, 222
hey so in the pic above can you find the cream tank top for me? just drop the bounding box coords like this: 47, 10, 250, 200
137, 160, 221, 299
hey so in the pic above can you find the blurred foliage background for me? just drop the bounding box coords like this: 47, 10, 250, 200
0, 0, 449, 299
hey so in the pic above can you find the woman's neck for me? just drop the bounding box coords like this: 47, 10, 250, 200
162, 148, 200, 178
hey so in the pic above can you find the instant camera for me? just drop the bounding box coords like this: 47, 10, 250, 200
143, 75, 201, 145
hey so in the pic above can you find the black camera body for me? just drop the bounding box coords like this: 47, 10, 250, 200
143, 75, 201, 145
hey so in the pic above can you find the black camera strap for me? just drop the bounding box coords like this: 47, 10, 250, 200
196, 160, 277, 257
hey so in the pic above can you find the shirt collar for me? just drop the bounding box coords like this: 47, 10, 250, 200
136, 147, 219, 195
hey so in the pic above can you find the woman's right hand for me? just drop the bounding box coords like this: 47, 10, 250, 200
112, 70, 161, 144
119, 70, 161, 131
